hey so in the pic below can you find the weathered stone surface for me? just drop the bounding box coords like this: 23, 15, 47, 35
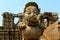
40, 21, 59, 40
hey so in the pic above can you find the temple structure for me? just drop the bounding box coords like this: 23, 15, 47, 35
0, 12, 59, 40
0, 2, 60, 40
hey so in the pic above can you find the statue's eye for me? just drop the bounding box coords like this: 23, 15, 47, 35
25, 10, 30, 14
33, 11, 38, 15
26, 11, 31, 14
34, 11, 37, 13
28, 12, 31, 14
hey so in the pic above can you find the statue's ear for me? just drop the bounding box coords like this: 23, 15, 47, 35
38, 8, 40, 13
24, 8, 26, 13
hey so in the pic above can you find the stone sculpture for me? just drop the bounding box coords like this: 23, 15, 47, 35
17, 2, 45, 40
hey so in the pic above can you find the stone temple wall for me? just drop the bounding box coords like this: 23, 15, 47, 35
0, 12, 22, 40
0, 12, 59, 40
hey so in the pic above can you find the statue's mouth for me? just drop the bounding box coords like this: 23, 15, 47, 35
27, 18, 38, 26
27, 18, 37, 22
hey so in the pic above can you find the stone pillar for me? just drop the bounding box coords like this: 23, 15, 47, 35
2, 12, 14, 28
2, 12, 14, 40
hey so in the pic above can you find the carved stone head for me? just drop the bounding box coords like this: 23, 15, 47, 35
23, 2, 40, 26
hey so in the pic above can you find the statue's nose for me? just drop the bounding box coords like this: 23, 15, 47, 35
30, 15, 36, 20
32, 14, 35, 17
31, 12, 35, 16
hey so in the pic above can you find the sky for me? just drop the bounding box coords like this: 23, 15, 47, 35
0, 0, 60, 26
